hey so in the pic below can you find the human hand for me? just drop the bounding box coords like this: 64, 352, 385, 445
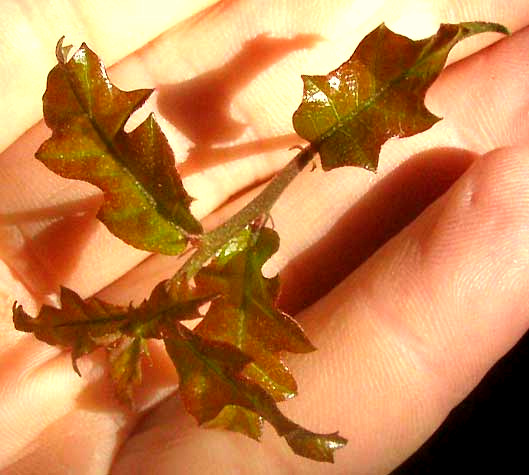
1, 1, 529, 473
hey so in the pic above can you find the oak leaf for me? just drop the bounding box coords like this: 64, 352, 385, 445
293, 22, 508, 171
37, 39, 202, 255
13, 280, 210, 401
195, 227, 315, 402
164, 321, 347, 462
13, 287, 127, 374
108, 336, 147, 404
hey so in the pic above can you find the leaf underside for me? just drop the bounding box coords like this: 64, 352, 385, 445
293, 22, 508, 171
37, 39, 202, 255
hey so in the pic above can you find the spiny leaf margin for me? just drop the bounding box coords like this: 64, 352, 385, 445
293, 21, 508, 171
37, 38, 202, 255
12, 280, 211, 402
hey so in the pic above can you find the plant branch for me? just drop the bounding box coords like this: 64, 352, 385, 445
172, 144, 317, 282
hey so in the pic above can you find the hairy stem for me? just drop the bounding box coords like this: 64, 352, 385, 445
173, 145, 316, 282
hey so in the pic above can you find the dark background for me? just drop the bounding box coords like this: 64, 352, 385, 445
392, 330, 529, 474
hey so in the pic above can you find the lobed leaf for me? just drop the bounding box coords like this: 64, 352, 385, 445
37, 39, 202, 255
13, 280, 210, 399
194, 227, 315, 401
164, 322, 347, 462
13, 287, 127, 375
293, 22, 508, 171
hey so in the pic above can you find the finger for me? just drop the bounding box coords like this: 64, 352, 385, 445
0, 341, 179, 474
3, 0, 529, 309
97, 21, 529, 313
0, 0, 219, 152
2, 1, 527, 306
287, 144, 529, 473
111, 143, 529, 474
276, 23, 529, 311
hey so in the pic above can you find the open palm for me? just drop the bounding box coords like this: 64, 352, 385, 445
1, 1, 529, 473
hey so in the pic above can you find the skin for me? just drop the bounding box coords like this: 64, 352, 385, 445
1, 0, 529, 473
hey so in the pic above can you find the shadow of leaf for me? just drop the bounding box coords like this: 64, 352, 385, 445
157, 33, 322, 174
0, 195, 102, 300
278, 147, 478, 315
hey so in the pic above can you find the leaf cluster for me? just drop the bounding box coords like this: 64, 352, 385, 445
12, 22, 507, 463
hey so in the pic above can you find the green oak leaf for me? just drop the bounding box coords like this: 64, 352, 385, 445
293, 22, 508, 171
108, 336, 147, 405
37, 39, 202, 255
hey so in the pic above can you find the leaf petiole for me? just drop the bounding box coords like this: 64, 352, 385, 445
174, 144, 317, 282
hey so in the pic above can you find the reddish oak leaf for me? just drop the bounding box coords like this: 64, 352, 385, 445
13, 280, 211, 401
13, 287, 127, 374
36, 39, 202, 255
128, 278, 215, 339
194, 227, 315, 402
107, 280, 213, 403
164, 321, 347, 462
293, 22, 508, 171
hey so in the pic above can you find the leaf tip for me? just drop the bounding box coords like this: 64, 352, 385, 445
55, 36, 73, 64
363, 161, 378, 173
460, 21, 510, 37
12, 301, 33, 332
285, 429, 348, 463
72, 357, 83, 377
304, 339, 318, 353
